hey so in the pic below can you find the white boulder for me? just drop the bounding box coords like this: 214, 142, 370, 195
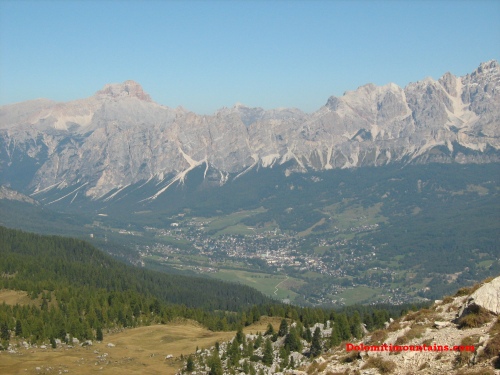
459, 276, 500, 316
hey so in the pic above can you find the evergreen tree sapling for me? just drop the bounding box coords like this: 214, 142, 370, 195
278, 318, 288, 337
208, 350, 223, 375
262, 337, 273, 365
96, 326, 103, 342
1, 322, 10, 342
186, 355, 195, 372
310, 326, 322, 357
265, 322, 275, 336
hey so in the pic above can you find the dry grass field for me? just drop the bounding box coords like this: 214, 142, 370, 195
0, 310, 282, 375
0, 289, 34, 306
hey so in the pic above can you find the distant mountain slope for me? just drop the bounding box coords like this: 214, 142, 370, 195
0, 61, 498, 207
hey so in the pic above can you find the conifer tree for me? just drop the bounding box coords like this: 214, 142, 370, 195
15, 320, 22, 337
329, 323, 341, 347
262, 337, 273, 365
284, 326, 302, 352
208, 350, 223, 375
186, 355, 194, 372
279, 346, 290, 368
1, 322, 10, 342
350, 311, 363, 339
265, 322, 275, 335
337, 313, 351, 341
304, 327, 312, 343
228, 339, 241, 367
236, 326, 245, 344
242, 359, 249, 374
310, 326, 322, 357
96, 326, 103, 341
254, 333, 263, 349
278, 318, 288, 337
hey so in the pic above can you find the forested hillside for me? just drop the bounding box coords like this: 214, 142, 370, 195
0, 226, 422, 348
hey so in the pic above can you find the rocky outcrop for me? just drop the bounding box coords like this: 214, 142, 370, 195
314, 277, 500, 375
0, 61, 499, 205
177, 278, 500, 375
459, 276, 500, 317
0, 185, 37, 204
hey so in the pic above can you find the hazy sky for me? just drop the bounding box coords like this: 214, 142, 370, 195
0, 0, 498, 114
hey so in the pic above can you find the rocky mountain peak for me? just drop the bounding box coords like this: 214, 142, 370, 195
0, 61, 498, 202
477, 59, 499, 72
95, 80, 152, 102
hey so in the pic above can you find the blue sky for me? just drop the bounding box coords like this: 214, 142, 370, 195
0, 0, 499, 114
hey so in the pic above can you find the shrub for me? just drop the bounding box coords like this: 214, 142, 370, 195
457, 305, 492, 329
395, 325, 426, 345
488, 317, 500, 335
386, 321, 402, 332
455, 336, 475, 367
369, 329, 388, 344
480, 333, 500, 362
340, 351, 361, 363
404, 309, 436, 323
455, 287, 472, 297
361, 356, 397, 374
307, 361, 328, 374
455, 282, 483, 297
442, 296, 454, 304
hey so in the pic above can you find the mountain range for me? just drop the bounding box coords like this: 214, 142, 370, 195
0, 60, 498, 209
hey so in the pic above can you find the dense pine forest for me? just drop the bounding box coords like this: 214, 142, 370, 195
0, 226, 424, 348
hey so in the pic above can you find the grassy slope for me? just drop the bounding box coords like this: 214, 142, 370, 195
0, 316, 283, 375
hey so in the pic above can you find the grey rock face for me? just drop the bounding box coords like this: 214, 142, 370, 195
0, 185, 37, 204
459, 276, 500, 317
0, 61, 499, 202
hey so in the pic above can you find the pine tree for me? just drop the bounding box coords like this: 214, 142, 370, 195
1, 322, 10, 341
278, 318, 288, 337
284, 326, 302, 352
228, 339, 241, 367
265, 322, 275, 336
279, 346, 290, 368
186, 355, 195, 372
329, 323, 341, 347
242, 359, 249, 374
262, 338, 273, 365
350, 311, 363, 339
15, 320, 22, 337
96, 326, 103, 341
208, 350, 223, 375
310, 326, 322, 357
337, 313, 351, 341
304, 327, 312, 343
254, 333, 263, 349
236, 326, 245, 344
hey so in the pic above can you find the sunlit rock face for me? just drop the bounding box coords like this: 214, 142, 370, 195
0, 61, 499, 202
